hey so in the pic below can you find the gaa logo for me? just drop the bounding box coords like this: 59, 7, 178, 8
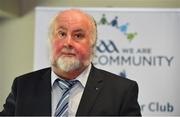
96, 40, 119, 53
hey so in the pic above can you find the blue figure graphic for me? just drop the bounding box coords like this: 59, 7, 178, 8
119, 70, 127, 78
111, 16, 118, 28
119, 23, 129, 33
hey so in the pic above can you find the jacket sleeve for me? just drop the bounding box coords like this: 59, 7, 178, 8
119, 81, 142, 116
0, 78, 17, 116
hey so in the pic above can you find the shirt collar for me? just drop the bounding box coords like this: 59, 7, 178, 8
51, 64, 92, 88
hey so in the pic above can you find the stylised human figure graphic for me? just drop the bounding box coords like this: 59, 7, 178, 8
99, 14, 108, 25
119, 23, 129, 33
111, 16, 118, 28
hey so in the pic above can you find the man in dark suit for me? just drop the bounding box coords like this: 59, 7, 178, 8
0, 9, 141, 116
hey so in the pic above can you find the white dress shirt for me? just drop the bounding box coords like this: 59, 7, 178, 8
51, 64, 92, 116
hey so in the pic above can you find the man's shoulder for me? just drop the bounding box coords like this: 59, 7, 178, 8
15, 67, 51, 81
93, 66, 137, 85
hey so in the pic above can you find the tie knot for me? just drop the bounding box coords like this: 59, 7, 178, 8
57, 79, 78, 90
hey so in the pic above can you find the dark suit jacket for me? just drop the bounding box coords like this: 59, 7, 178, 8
0, 65, 141, 116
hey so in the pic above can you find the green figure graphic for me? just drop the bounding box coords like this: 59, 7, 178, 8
126, 32, 137, 42
99, 14, 108, 25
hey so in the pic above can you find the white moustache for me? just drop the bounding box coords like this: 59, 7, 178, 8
61, 48, 76, 54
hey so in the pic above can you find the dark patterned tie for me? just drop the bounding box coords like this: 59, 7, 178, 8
55, 79, 78, 117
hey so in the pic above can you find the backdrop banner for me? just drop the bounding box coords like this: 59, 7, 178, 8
34, 7, 180, 116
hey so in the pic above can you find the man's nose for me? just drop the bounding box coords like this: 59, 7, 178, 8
64, 35, 73, 47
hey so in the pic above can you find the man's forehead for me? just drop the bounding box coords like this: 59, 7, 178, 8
54, 11, 91, 30
57, 26, 85, 32
58, 9, 88, 17
56, 10, 91, 23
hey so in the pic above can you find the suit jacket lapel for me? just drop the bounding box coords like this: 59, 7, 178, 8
76, 65, 104, 116
33, 68, 52, 116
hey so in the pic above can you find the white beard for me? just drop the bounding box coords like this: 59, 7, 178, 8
57, 56, 80, 72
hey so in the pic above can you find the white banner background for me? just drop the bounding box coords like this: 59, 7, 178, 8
34, 7, 180, 115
